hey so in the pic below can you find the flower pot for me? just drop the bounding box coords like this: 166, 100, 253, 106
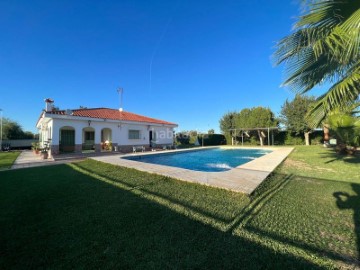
41, 152, 48, 159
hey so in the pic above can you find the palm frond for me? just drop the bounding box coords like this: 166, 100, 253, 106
274, 0, 360, 124
306, 64, 360, 127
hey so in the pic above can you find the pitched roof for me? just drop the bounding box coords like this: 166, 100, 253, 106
45, 108, 177, 125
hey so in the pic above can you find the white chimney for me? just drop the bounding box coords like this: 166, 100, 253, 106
44, 98, 54, 111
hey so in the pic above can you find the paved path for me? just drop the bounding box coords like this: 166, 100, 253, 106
10, 150, 83, 169
10, 150, 124, 170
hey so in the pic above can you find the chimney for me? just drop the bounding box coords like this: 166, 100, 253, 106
44, 98, 54, 112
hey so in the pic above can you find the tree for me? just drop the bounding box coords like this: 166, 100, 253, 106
175, 131, 190, 145
219, 112, 237, 144
2, 118, 24, 140
280, 95, 315, 145
2, 118, 36, 140
274, 0, 360, 127
236, 107, 277, 146
208, 129, 215, 134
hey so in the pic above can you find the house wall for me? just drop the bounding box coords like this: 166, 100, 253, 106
44, 117, 175, 154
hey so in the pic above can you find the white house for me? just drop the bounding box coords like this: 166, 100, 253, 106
36, 99, 178, 156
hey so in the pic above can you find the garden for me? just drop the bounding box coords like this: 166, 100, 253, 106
0, 145, 359, 269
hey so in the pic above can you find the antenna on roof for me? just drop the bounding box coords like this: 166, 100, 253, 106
117, 87, 123, 112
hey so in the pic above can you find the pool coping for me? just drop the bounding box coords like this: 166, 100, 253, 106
91, 146, 294, 194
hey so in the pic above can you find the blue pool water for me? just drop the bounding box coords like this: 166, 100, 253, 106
123, 148, 272, 172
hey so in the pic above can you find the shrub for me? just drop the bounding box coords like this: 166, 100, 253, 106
176, 133, 190, 145
198, 134, 226, 146
284, 132, 304, 145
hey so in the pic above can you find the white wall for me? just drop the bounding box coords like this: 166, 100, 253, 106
47, 118, 175, 146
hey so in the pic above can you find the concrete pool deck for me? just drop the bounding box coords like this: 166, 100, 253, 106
91, 146, 294, 194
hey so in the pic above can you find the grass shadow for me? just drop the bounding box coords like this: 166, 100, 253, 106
319, 148, 360, 164
73, 160, 360, 267
240, 173, 360, 268
0, 164, 325, 269
72, 160, 249, 225
333, 183, 360, 265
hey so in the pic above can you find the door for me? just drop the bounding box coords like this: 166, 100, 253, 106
149, 131, 153, 146
60, 129, 75, 152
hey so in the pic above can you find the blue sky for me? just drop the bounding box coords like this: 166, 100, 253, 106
1, 0, 305, 133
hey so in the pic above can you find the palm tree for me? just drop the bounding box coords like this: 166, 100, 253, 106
274, 0, 360, 127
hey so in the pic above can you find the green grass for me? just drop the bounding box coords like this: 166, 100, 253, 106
0, 151, 20, 170
277, 145, 360, 182
0, 146, 359, 269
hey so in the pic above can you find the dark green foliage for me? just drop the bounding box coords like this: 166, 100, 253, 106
236, 107, 276, 129
236, 107, 277, 146
1, 118, 36, 140
219, 111, 237, 144
197, 134, 226, 146
175, 132, 190, 145
284, 132, 304, 145
280, 95, 315, 135
273, 130, 323, 145
220, 108, 277, 146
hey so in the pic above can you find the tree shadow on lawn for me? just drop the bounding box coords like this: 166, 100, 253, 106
319, 148, 360, 164
334, 183, 360, 265
241, 174, 360, 268
73, 161, 247, 225
72, 161, 360, 267
0, 165, 325, 269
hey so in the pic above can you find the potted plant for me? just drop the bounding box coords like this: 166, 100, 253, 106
40, 142, 50, 159
31, 142, 40, 155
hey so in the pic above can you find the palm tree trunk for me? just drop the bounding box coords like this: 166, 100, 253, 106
323, 125, 330, 143
304, 131, 311, 146
258, 130, 264, 146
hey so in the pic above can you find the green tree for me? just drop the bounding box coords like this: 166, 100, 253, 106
236, 107, 277, 146
1, 118, 35, 140
274, 0, 360, 127
280, 95, 315, 145
175, 131, 190, 145
2, 118, 24, 140
219, 112, 237, 144
207, 129, 215, 134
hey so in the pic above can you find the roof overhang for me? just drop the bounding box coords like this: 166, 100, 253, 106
39, 112, 178, 128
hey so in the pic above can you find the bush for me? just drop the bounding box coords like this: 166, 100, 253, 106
284, 132, 304, 145
197, 134, 226, 146
176, 133, 190, 145
311, 130, 324, 145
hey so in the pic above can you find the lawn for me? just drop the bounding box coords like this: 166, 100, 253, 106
0, 146, 359, 269
0, 151, 20, 170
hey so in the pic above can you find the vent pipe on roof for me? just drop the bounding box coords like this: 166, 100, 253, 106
44, 98, 54, 112
117, 87, 123, 112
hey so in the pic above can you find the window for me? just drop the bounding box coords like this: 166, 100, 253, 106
85, 131, 94, 141
129, 130, 140, 139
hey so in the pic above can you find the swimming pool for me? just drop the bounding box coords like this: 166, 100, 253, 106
123, 148, 272, 172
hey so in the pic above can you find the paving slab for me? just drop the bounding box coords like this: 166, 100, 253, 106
10, 150, 83, 170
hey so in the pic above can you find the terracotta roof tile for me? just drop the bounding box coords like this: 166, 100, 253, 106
46, 108, 177, 125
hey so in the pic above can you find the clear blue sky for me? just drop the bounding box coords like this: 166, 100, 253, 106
1, 0, 303, 133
